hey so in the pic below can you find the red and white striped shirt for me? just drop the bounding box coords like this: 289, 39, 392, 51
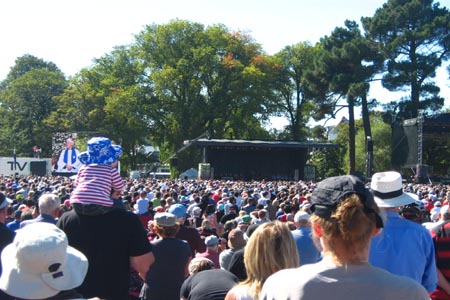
70, 165, 124, 207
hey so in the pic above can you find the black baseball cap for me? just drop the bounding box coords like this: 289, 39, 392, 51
311, 175, 383, 228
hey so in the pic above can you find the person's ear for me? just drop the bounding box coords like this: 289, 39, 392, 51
372, 227, 382, 237
312, 222, 323, 238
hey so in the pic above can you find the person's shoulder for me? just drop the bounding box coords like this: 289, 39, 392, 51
197, 268, 238, 280
179, 225, 200, 234
370, 266, 428, 296
422, 221, 439, 231
220, 248, 232, 256
409, 219, 436, 237
59, 209, 78, 219
0, 223, 15, 239
396, 216, 432, 232
234, 247, 245, 254
179, 238, 191, 247
263, 267, 300, 290
20, 218, 39, 227
108, 208, 143, 223
165, 236, 190, 247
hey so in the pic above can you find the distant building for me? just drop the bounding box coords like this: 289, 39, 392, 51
326, 117, 348, 141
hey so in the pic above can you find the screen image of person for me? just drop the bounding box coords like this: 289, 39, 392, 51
54, 138, 81, 174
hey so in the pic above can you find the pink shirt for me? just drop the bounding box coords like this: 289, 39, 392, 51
70, 165, 123, 207
195, 249, 220, 268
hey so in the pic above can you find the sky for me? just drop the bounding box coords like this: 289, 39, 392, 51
1, 0, 450, 128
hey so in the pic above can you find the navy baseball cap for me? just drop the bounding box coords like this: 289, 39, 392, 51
311, 175, 383, 228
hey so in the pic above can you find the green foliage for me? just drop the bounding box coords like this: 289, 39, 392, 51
135, 20, 273, 171
309, 147, 345, 180
45, 46, 156, 170
271, 42, 323, 141
1, 54, 61, 86
310, 125, 328, 141
354, 118, 392, 173
423, 138, 450, 176
1, 4, 449, 176
315, 20, 382, 173
309, 122, 348, 179
362, 0, 450, 119
0, 55, 67, 157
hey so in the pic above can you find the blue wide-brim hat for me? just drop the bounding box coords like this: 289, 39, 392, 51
78, 137, 123, 166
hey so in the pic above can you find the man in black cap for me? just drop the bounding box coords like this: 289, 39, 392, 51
261, 175, 428, 300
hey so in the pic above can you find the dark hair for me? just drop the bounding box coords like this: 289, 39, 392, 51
205, 204, 215, 215
154, 223, 180, 238
283, 205, 292, 214
400, 204, 421, 221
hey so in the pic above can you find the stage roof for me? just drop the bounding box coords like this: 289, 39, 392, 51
191, 138, 339, 149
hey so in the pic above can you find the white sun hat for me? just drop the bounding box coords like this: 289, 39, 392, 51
0, 222, 88, 299
370, 171, 418, 208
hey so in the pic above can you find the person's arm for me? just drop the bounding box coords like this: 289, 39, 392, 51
193, 229, 207, 253
180, 275, 192, 300
56, 150, 66, 171
111, 169, 124, 191
423, 231, 438, 292
72, 149, 82, 170
437, 269, 450, 295
224, 286, 238, 300
184, 257, 192, 277
130, 251, 155, 280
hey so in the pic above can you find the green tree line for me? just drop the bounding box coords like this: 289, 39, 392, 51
0, 0, 449, 177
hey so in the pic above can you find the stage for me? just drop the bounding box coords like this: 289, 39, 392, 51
191, 139, 338, 181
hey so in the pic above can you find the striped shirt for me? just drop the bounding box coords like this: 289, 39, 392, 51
70, 165, 124, 207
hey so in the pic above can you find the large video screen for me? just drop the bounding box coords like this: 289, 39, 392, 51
51, 132, 93, 176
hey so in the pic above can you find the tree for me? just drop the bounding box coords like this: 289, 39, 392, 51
362, 0, 450, 119
0, 55, 67, 157
271, 42, 322, 141
135, 20, 272, 172
45, 70, 107, 133
354, 116, 392, 174
46, 46, 158, 170
0, 54, 61, 86
315, 20, 382, 174
309, 123, 346, 179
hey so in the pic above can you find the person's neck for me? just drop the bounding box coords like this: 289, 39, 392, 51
383, 207, 399, 213
326, 252, 369, 266
322, 244, 370, 266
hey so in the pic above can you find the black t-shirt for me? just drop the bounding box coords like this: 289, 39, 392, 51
57, 209, 152, 300
0, 223, 15, 300
220, 212, 237, 224
141, 238, 191, 300
227, 248, 247, 280
0, 223, 14, 273
180, 269, 238, 300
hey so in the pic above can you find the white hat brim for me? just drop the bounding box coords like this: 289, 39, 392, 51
374, 192, 418, 208
0, 197, 12, 210
0, 244, 88, 299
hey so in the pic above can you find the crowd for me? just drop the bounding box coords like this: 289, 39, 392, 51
0, 138, 450, 299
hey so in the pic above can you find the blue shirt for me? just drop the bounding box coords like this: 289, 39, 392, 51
292, 227, 322, 266
6, 220, 20, 231
369, 211, 437, 292
20, 214, 57, 228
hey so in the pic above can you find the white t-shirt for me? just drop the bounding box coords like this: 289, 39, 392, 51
227, 284, 254, 300
260, 258, 429, 300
